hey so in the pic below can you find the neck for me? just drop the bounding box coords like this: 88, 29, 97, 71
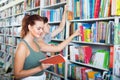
23, 32, 35, 43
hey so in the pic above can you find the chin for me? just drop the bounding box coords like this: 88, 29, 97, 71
35, 35, 41, 38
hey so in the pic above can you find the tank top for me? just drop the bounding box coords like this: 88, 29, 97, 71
22, 40, 46, 76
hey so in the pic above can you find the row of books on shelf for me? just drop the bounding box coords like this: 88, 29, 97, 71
5, 46, 13, 55
0, 0, 40, 20
46, 72, 64, 80
69, 45, 113, 69
24, 0, 40, 10
41, 7, 63, 22
3, 24, 64, 44
68, 0, 120, 20
25, 9, 40, 15
0, 52, 12, 69
13, 27, 21, 36
0, 14, 23, 26
0, 0, 7, 7
5, 37, 13, 45
0, 65, 13, 80
68, 64, 112, 80
46, 63, 65, 77
0, 74, 14, 80
0, 0, 15, 7
0, 27, 4, 34
0, 0, 66, 19
0, 36, 4, 43
4, 28, 12, 35
0, 45, 13, 56
0, 44, 5, 51
5, 37, 21, 46
0, 26, 21, 36
0, 23, 66, 40
50, 25, 65, 40
0, 51, 4, 59
1, 21, 119, 45
0, 0, 66, 10
0, 2, 24, 18
0, 57, 4, 68
0, 44, 15, 72
41, 0, 66, 7
70, 21, 114, 44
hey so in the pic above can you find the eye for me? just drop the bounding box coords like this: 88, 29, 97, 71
37, 27, 43, 30
37, 27, 41, 30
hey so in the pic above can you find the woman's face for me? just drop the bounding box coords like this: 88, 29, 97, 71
43, 23, 50, 34
29, 21, 44, 38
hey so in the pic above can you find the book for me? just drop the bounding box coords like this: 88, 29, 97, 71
111, 0, 120, 16
114, 45, 120, 77
109, 46, 114, 68
39, 54, 65, 64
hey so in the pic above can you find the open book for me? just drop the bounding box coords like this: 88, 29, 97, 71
40, 54, 65, 64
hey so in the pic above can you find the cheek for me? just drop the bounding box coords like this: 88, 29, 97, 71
32, 29, 40, 37
44, 27, 48, 32
46, 27, 50, 31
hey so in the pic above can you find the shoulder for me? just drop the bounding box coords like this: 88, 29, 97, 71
17, 41, 27, 50
15, 41, 29, 55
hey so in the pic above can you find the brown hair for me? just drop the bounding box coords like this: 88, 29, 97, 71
42, 17, 48, 23
21, 14, 43, 39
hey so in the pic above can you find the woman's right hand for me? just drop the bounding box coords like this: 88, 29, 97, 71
72, 28, 81, 37
41, 63, 53, 70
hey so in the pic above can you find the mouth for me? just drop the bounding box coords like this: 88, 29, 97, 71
39, 33, 43, 36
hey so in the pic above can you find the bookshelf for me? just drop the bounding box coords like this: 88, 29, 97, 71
0, 0, 24, 79
0, 0, 120, 80
0, 0, 67, 80
40, 0, 67, 80
66, 0, 120, 80
113, 17, 120, 80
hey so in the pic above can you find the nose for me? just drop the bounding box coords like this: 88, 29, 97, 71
40, 28, 43, 33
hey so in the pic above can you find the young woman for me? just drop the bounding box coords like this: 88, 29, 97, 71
14, 14, 80, 80
42, 5, 67, 44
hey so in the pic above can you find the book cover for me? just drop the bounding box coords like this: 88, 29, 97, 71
94, 0, 101, 18
39, 54, 65, 64
114, 45, 120, 77
109, 46, 114, 68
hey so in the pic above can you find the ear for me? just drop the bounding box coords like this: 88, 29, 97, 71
28, 24, 32, 31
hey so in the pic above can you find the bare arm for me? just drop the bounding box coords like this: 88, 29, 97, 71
14, 42, 50, 79
51, 5, 67, 38
39, 29, 80, 52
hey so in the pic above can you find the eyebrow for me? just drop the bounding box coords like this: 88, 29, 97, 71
37, 26, 44, 29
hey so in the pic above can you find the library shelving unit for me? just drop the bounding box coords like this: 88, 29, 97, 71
40, 0, 67, 80
0, 0, 120, 80
0, 0, 68, 80
0, 0, 24, 79
66, 0, 120, 80
113, 17, 120, 80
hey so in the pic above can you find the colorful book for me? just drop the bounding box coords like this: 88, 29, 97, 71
94, 0, 101, 18
109, 46, 114, 68
111, 0, 120, 16
114, 45, 120, 77
39, 54, 65, 64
